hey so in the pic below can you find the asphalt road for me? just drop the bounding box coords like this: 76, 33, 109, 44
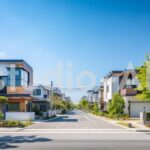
27, 110, 123, 129
1, 110, 150, 149
1, 132, 150, 150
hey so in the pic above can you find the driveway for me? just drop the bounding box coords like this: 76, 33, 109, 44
26, 110, 123, 129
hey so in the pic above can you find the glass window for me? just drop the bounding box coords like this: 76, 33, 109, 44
8, 103, 20, 111
7, 68, 29, 87
33, 89, 42, 96
40, 105, 47, 112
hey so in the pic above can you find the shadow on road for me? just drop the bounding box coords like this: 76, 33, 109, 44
0, 135, 52, 149
49, 116, 78, 123
65, 110, 86, 116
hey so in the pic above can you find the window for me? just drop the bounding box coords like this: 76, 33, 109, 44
8, 103, 20, 111
33, 89, 42, 96
40, 105, 47, 112
7, 68, 29, 87
107, 85, 109, 93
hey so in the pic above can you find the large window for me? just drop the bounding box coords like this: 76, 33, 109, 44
8, 103, 20, 111
7, 68, 29, 87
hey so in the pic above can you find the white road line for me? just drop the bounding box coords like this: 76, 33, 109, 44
22, 129, 134, 131
0, 131, 148, 134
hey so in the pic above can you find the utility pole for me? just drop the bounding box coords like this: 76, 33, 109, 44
50, 81, 53, 117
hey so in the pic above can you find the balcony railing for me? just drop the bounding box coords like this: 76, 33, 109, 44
121, 88, 137, 96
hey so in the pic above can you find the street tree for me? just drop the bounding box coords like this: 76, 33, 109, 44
0, 96, 8, 121
108, 93, 125, 117
136, 54, 150, 100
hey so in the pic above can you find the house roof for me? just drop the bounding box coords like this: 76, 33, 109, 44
0, 59, 33, 70
119, 70, 137, 78
105, 70, 123, 78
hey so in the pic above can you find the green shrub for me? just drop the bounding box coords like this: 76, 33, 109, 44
0, 112, 3, 121
3, 120, 33, 128
4, 121, 19, 127
108, 93, 125, 118
146, 112, 150, 121
0, 121, 4, 127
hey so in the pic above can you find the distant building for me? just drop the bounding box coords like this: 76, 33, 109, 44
32, 85, 51, 113
87, 86, 100, 105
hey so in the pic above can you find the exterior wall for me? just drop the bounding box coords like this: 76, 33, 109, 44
112, 76, 120, 94
93, 93, 100, 103
87, 92, 93, 103
106, 77, 112, 101
130, 101, 150, 117
123, 96, 139, 114
33, 86, 45, 99
123, 96, 150, 117
0, 60, 33, 86
104, 76, 120, 103
6, 112, 35, 121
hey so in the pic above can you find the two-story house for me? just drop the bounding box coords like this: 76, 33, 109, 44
0, 59, 33, 112
87, 86, 100, 105
32, 85, 51, 113
100, 70, 139, 112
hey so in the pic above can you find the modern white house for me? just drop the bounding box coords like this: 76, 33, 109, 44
87, 86, 100, 105
99, 70, 150, 117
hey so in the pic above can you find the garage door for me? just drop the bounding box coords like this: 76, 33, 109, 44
130, 102, 150, 117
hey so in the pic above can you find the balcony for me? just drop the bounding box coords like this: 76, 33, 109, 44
7, 87, 33, 95
121, 88, 137, 96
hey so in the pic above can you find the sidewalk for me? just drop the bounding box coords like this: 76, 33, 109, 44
88, 113, 150, 132
0, 127, 21, 132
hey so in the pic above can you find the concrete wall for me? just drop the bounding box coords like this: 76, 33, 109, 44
6, 112, 35, 121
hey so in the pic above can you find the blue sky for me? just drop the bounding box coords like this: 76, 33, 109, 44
0, 0, 150, 102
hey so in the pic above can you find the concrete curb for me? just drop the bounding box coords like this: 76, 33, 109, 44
88, 113, 129, 129
136, 129, 150, 132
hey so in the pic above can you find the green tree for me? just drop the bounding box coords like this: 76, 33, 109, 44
92, 102, 99, 115
108, 93, 125, 116
0, 96, 8, 112
0, 96, 8, 120
136, 54, 150, 100
78, 99, 89, 111
0, 112, 3, 121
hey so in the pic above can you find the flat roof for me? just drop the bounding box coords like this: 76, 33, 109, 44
105, 70, 123, 78
0, 59, 32, 70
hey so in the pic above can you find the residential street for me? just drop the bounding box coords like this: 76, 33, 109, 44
26, 110, 123, 129
1, 110, 150, 149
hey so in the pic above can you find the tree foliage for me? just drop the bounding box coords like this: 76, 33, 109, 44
136, 54, 150, 100
108, 93, 125, 116
0, 96, 8, 114
78, 99, 89, 110
92, 102, 99, 115
50, 95, 74, 110
0, 96, 8, 104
